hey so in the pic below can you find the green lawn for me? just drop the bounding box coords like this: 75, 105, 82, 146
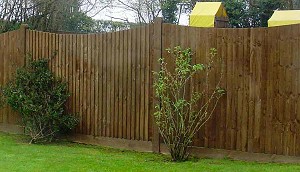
1, 132, 300, 172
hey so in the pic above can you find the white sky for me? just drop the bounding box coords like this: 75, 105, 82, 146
91, 7, 190, 25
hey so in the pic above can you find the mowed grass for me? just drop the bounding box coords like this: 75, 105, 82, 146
1, 132, 300, 172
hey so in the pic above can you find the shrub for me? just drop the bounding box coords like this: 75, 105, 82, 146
153, 46, 225, 161
1, 58, 78, 143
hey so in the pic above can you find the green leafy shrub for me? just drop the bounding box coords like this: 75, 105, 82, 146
1, 58, 78, 143
153, 46, 225, 161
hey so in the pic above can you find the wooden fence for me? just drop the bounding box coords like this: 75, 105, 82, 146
1, 18, 300, 159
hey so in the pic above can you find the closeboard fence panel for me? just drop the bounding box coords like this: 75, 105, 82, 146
1, 22, 300, 157
160, 23, 300, 156
24, 25, 153, 142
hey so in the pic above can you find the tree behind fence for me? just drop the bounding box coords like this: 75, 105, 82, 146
1, 20, 300, 157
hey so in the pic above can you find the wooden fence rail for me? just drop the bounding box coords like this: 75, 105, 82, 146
1, 19, 300, 159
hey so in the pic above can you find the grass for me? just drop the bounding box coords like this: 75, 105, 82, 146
1, 132, 300, 172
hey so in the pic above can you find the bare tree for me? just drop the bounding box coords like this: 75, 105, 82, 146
115, 0, 161, 24
0, 0, 112, 32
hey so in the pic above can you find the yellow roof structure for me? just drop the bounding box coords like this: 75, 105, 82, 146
189, 2, 228, 28
268, 10, 300, 27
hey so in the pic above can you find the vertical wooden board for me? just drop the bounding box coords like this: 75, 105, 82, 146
135, 27, 141, 140
283, 26, 292, 156
102, 34, 110, 136
148, 24, 155, 141
199, 28, 208, 148
62, 35, 67, 112
7, 31, 13, 123
47, 33, 52, 70
140, 26, 146, 141
68, 34, 74, 114
115, 31, 120, 138
75, 34, 81, 133
193, 27, 204, 147
32, 31, 36, 60
131, 29, 137, 140
58, 34, 63, 78
214, 28, 221, 149
10, 31, 16, 123
86, 34, 91, 135
68, 34, 73, 113
72, 34, 77, 132
27, 30, 32, 58
45, 32, 50, 62
241, 28, 250, 152
98, 34, 103, 136
204, 28, 212, 148
67, 34, 71, 121
150, 19, 162, 152
217, 29, 228, 149
79, 34, 85, 134
100, 33, 105, 137
3, 32, 7, 122
122, 30, 128, 139
144, 25, 150, 141
247, 28, 255, 153
62, 34, 67, 81
33, 31, 37, 60
111, 32, 117, 138
3, 33, 8, 123
253, 28, 263, 153
8, 31, 14, 123
29, 30, 33, 57
25, 30, 29, 58
65, 34, 71, 113
90, 34, 96, 136
42, 32, 47, 59
83, 34, 88, 135
235, 28, 244, 151
127, 29, 133, 139
101, 33, 107, 137
277, 26, 286, 155
106, 32, 112, 137
95, 34, 101, 137
11, 31, 18, 123
118, 31, 125, 139
35, 31, 39, 59
265, 27, 275, 154
259, 29, 268, 154
290, 25, 300, 156
50, 33, 56, 73
289, 25, 296, 156
209, 28, 218, 149
224, 28, 233, 150
231, 28, 238, 151
38, 31, 43, 59
234, 29, 240, 151
3, 32, 8, 123
272, 26, 280, 155
54, 34, 59, 77
215, 28, 226, 149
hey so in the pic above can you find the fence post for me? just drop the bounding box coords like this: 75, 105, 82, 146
151, 17, 163, 153
19, 24, 28, 66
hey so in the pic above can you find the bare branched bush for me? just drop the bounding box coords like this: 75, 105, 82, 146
153, 46, 225, 161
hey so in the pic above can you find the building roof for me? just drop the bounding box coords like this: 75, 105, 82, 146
189, 2, 228, 28
268, 10, 300, 27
